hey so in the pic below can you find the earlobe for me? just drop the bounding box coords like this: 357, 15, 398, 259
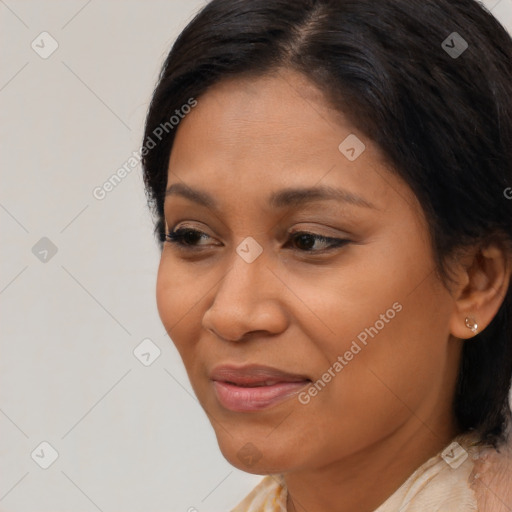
464, 315, 478, 334
450, 311, 480, 340
448, 242, 511, 341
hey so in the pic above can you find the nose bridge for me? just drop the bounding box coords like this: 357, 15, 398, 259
218, 237, 269, 309
202, 238, 287, 341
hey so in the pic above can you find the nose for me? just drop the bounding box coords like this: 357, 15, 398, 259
201, 247, 289, 342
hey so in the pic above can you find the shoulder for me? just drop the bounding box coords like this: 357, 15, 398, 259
470, 432, 512, 512
230, 474, 287, 512
376, 430, 510, 512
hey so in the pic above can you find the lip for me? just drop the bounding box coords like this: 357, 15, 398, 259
210, 364, 311, 412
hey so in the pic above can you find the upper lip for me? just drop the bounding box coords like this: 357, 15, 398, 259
210, 364, 311, 386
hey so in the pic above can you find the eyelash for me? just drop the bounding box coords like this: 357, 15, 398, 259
162, 227, 350, 253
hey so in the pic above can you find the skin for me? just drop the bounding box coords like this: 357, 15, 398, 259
156, 69, 511, 512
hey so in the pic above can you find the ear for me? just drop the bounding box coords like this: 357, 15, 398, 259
449, 242, 512, 340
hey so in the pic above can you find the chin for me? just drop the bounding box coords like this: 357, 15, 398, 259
214, 430, 301, 474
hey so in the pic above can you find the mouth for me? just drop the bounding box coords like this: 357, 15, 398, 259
210, 364, 312, 412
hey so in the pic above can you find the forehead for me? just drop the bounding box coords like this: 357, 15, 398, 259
165, 69, 413, 216
170, 69, 350, 158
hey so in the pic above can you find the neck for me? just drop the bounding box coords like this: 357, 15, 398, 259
285, 415, 461, 512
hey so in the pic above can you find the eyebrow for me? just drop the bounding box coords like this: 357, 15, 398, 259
165, 182, 377, 210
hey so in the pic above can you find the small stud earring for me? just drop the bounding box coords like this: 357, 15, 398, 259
465, 316, 478, 334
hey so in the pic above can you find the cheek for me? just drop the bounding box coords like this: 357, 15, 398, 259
320, 278, 452, 426
156, 258, 179, 330
296, 250, 453, 434
155, 255, 205, 356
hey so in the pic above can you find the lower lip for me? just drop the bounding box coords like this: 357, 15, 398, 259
212, 380, 310, 412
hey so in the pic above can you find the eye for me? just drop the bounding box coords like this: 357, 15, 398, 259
285, 231, 350, 252
162, 227, 215, 249
162, 227, 350, 253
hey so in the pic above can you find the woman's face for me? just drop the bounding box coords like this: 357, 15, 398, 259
156, 69, 462, 474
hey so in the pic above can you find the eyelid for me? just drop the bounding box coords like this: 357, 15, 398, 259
287, 223, 351, 239
165, 226, 218, 247
164, 225, 350, 254
166, 219, 350, 238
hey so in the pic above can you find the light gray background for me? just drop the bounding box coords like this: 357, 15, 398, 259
1, 1, 511, 511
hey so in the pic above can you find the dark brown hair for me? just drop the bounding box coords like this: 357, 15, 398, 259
142, 0, 512, 447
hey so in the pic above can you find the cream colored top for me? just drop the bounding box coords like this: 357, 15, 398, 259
231, 431, 512, 511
